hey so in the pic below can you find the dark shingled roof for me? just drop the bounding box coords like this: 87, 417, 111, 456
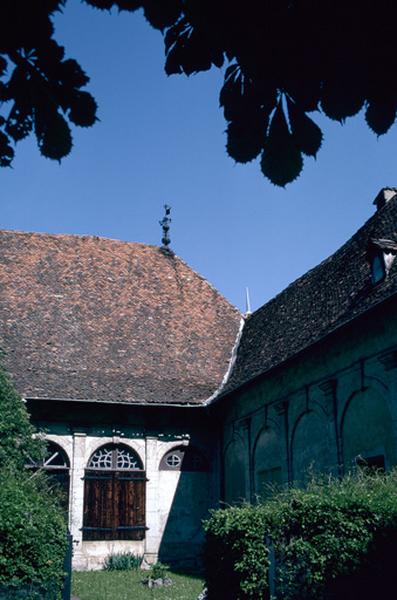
0, 231, 241, 405
221, 195, 397, 396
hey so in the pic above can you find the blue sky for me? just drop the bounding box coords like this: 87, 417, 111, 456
2, 1, 397, 311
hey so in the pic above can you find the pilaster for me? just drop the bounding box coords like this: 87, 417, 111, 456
144, 436, 159, 563
70, 432, 86, 564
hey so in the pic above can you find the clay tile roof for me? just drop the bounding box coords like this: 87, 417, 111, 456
221, 195, 397, 397
0, 231, 241, 405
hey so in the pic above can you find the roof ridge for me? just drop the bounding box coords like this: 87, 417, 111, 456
250, 199, 396, 320
0, 228, 157, 250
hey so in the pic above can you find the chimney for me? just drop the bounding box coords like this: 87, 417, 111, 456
373, 187, 397, 211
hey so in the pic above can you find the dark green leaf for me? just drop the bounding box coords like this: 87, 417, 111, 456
261, 102, 303, 186
212, 50, 224, 69
83, 0, 114, 9
220, 69, 262, 122
321, 78, 365, 122
0, 130, 14, 167
59, 59, 89, 89
36, 40, 65, 73
287, 98, 322, 157
116, 0, 142, 10
0, 81, 9, 101
68, 91, 97, 127
43, 0, 66, 13
35, 109, 72, 160
165, 25, 213, 76
0, 55, 7, 76
6, 102, 33, 141
165, 44, 183, 75
226, 114, 267, 164
219, 64, 241, 114
7, 65, 27, 98
84, 0, 142, 9
164, 18, 188, 54
365, 100, 397, 136
143, 0, 182, 31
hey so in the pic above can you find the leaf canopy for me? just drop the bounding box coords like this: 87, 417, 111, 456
1, 1, 397, 186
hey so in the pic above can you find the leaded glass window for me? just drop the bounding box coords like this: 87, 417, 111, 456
160, 446, 208, 471
87, 444, 142, 470
166, 453, 182, 468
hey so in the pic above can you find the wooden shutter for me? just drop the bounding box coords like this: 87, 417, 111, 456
83, 471, 114, 541
83, 470, 146, 541
114, 472, 146, 540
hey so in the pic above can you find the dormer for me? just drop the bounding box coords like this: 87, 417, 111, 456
368, 238, 397, 284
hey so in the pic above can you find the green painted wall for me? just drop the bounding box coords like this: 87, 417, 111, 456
218, 301, 397, 503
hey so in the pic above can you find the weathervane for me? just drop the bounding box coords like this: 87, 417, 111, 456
159, 204, 173, 255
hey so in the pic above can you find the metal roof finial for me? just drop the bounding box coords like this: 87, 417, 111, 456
159, 204, 173, 255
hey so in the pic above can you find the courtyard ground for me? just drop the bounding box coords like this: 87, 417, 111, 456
72, 570, 205, 600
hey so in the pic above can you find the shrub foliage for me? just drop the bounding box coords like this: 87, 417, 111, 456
0, 367, 67, 598
103, 552, 143, 571
204, 472, 397, 600
0, 368, 42, 470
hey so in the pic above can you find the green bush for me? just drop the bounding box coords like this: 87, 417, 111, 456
203, 471, 397, 600
0, 581, 59, 599
103, 552, 143, 571
0, 366, 67, 598
203, 503, 270, 600
0, 367, 43, 470
0, 468, 67, 597
149, 562, 169, 580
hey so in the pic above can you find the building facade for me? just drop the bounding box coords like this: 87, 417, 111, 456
0, 232, 240, 569
1, 189, 397, 569
217, 187, 397, 502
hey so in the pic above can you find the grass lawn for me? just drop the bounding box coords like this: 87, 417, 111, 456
72, 570, 205, 600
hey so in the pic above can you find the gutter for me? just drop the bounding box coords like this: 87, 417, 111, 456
24, 395, 205, 408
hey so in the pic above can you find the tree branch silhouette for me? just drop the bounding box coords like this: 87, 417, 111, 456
1, 1, 395, 186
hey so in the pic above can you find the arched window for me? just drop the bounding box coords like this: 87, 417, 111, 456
83, 444, 146, 541
159, 446, 208, 471
87, 445, 141, 470
27, 441, 70, 510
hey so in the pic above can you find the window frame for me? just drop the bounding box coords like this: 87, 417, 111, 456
82, 444, 147, 542
371, 252, 386, 285
26, 441, 71, 512
159, 446, 209, 472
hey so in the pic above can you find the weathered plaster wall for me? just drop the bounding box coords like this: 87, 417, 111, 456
219, 303, 397, 503
28, 404, 219, 571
